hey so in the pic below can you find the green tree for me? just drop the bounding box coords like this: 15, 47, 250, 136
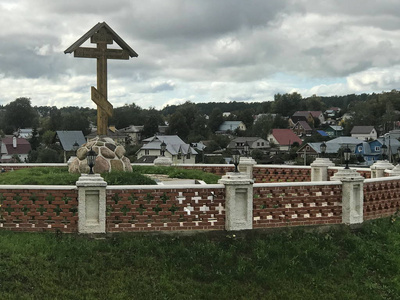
252, 114, 274, 139
208, 108, 224, 132
143, 110, 163, 139
28, 127, 40, 150
167, 111, 189, 140
4, 97, 38, 130
42, 130, 56, 146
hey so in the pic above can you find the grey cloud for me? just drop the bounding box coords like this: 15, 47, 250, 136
142, 81, 175, 93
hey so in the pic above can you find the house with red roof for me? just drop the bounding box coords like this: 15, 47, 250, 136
267, 129, 302, 151
0, 137, 31, 162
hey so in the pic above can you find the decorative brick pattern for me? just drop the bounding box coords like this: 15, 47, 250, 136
178, 165, 234, 176
253, 167, 312, 183
253, 183, 342, 228
106, 187, 226, 232
364, 179, 400, 220
0, 188, 78, 232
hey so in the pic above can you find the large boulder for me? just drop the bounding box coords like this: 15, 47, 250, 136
69, 137, 132, 174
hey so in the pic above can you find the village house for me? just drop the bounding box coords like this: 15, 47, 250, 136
136, 135, 197, 164
217, 121, 246, 133
351, 126, 378, 140
267, 129, 302, 151
292, 121, 313, 137
228, 137, 270, 154
0, 136, 31, 163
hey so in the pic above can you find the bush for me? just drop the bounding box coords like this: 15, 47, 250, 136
0, 168, 156, 185
132, 165, 221, 184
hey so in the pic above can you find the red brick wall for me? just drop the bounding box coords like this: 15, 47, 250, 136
0, 188, 78, 232
178, 165, 234, 176
253, 166, 312, 183
106, 186, 226, 232
253, 183, 342, 228
364, 179, 400, 220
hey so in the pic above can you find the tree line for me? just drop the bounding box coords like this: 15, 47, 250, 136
1, 90, 400, 162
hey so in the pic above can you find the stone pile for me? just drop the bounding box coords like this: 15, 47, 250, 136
69, 137, 132, 174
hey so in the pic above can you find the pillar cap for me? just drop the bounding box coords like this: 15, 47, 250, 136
310, 157, 335, 167
219, 172, 254, 184
371, 160, 394, 170
76, 174, 107, 187
330, 168, 364, 182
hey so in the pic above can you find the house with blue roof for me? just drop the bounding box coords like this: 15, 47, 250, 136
355, 137, 400, 165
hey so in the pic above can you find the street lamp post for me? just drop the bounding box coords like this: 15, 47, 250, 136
344, 145, 351, 169
381, 143, 388, 160
87, 147, 97, 174
232, 149, 240, 173
244, 141, 250, 157
320, 142, 327, 158
160, 141, 166, 157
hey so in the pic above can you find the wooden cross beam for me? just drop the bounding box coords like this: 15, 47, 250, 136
65, 22, 138, 136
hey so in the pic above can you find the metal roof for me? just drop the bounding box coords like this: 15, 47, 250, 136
56, 131, 86, 151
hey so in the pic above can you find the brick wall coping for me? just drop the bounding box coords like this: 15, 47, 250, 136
255, 164, 312, 169
254, 181, 342, 188
0, 185, 76, 190
328, 166, 371, 172
364, 175, 400, 184
106, 184, 225, 190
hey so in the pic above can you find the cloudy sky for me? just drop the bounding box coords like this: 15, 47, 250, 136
1, 0, 400, 110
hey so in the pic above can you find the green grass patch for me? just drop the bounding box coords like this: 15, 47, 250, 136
0, 166, 219, 185
0, 167, 156, 185
1, 218, 400, 299
132, 165, 221, 184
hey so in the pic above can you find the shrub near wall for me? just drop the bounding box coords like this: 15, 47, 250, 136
106, 185, 226, 232
0, 187, 78, 232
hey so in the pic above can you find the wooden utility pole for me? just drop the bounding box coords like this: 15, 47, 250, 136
65, 22, 138, 136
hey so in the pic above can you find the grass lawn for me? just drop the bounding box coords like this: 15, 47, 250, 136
1, 217, 400, 299
0, 166, 220, 185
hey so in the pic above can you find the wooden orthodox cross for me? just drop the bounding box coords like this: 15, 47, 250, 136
65, 22, 138, 135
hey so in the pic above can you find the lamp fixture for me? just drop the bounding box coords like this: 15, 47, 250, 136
160, 141, 166, 156
320, 142, 327, 158
244, 141, 250, 157
232, 148, 240, 173
343, 145, 351, 169
87, 147, 97, 174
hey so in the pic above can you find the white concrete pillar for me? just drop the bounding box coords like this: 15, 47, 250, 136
388, 164, 400, 176
331, 168, 365, 225
310, 158, 335, 181
76, 174, 107, 234
370, 160, 394, 178
219, 172, 254, 231
238, 157, 257, 179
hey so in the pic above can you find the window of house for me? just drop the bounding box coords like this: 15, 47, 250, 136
375, 146, 380, 152
358, 146, 363, 152
177, 152, 182, 159
257, 142, 260, 146
187, 153, 191, 159
145, 149, 149, 155
261, 142, 264, 146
